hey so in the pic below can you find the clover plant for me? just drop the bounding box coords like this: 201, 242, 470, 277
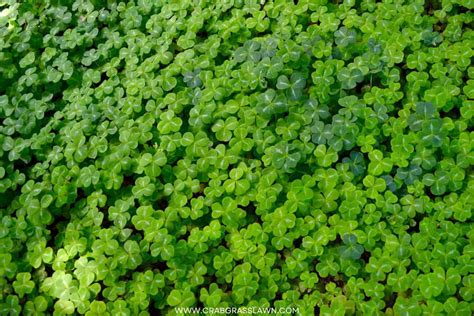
0, 0, 473, 315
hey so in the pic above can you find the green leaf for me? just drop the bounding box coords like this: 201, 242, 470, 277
19, 52, 35, 68
13, 272, 35, 298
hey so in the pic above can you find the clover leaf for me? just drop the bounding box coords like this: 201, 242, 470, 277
271, 142, 302, 172
276, 72, 307, 100
338, 67, 364, 89
13, 272, 35, 298
339, 233, 364, 260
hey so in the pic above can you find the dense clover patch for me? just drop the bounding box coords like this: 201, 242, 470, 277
0, 0, 473, 315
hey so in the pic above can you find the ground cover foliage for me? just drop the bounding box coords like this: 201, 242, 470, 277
0, 0, 473, 315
